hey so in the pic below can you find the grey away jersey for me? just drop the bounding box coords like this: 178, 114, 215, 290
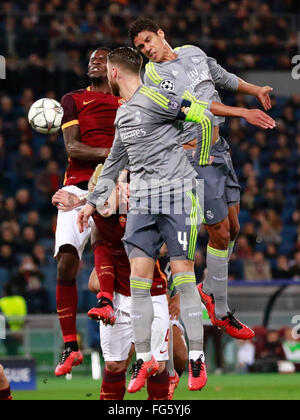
88, 84, 213, 212
143, 45, 239, 160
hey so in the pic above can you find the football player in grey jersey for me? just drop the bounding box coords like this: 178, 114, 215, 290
77, 47, 274, 394
129, 17, 274, 340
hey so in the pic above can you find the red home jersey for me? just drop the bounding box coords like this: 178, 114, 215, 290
61, 86, 121, 186
93, 213, 167, 297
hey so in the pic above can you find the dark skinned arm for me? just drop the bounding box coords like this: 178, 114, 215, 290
63, 124, 110, 162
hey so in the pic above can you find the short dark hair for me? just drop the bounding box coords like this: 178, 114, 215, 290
128, 18, 161, 44
95, 47, 112, 53
108, 47, 143, 74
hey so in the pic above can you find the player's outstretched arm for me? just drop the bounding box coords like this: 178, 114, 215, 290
207, 56, 273, 110
210, 101, 275, 129
237, 79, 273, 111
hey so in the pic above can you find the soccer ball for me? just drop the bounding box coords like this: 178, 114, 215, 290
28, 98, 64, 134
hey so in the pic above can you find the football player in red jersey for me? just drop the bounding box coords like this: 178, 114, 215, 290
53, 174, 170, 400
52, 48, 120, 377
0, 365, 12, 401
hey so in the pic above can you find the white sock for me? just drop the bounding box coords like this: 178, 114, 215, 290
189, 350, 205, 362
136, 352, 152, 362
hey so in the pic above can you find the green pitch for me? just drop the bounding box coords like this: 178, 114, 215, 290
13, 373, 300, 400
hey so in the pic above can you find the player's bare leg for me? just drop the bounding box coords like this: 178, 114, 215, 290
227, 202, 240, 260
88, 267, 99, 295
0, 365, 12, 401
55, 246, 83, 376
173, 324, 188, 377
199, 215, 254, 340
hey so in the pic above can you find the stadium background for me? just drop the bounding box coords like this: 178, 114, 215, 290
0, 0, 300, 400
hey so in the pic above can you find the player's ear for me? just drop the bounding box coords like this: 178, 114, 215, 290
112, 67, 118, 80
157, 29, 165, 40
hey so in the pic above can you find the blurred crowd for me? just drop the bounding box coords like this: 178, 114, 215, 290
0, 0, 300, 314
235, 326, 300, 373
0, 0, 299, 91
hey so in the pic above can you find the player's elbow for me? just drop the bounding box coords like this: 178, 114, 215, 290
66, 143, 80, 159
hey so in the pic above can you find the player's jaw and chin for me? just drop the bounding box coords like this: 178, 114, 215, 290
108, 79, 120, 98
88, 69, 108, 88
106, 64, 121, 97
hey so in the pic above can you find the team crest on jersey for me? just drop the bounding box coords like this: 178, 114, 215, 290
206, 210, 215, 220
119, 216, 126, 228
160, 79, 175, 91
192, 57, 200, 64
169, 100, 179, 110
135, 110, 142, 124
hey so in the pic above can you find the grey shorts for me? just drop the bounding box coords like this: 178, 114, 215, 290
193, 151, 240, 225
123, 191, 202, 261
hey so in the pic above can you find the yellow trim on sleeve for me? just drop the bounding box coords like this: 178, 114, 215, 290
62, 119, 79, 130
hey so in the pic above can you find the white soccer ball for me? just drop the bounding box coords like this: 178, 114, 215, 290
28, 98, 64, 134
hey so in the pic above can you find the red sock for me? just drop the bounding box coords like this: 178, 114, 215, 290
0, 386, 12, 400
100, 368, 126, 400
56, 280, 78, 344
147, 368, 169, 400
93, 243, 115, 302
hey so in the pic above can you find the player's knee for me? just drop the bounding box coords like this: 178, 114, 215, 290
105, 361, 126, 373
170, 259, 194, 275
208, 223, 230, 250
57, 253, 78, 282
129, 251, 155, 279
57, 265, 77, 284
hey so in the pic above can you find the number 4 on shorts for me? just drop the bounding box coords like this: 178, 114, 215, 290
178, 231, 188, 251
